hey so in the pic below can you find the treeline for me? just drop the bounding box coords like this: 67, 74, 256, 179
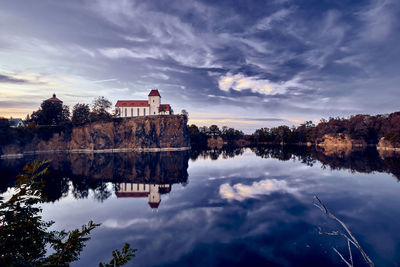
28, 96, 114, 126
0, 96, 114, 146
188, 124, 244, 147
251, 112, 400, 145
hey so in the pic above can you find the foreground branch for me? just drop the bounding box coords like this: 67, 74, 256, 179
314, 196, 374, 267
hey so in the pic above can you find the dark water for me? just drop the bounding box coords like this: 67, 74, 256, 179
1, 146, 400, 266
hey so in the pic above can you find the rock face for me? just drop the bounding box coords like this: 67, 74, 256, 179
1, 115, 190, 155
315, 134, 367, 156
317, 134, 367, 147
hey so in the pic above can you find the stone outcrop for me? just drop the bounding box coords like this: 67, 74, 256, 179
1, 115, 190, 156
317, 134, 367, 148
315, 134, 367, 156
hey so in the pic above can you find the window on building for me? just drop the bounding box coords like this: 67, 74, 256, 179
154, 112, 156, 114
144, 109, 146, 116
125, 108, 127, 117
137, 108, 139, 116
131, 108, 133, 116
153, 99, 154, 103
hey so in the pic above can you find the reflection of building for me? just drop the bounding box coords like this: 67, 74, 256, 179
116, 182, 171, 209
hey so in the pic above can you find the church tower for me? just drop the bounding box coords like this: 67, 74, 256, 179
148, 89, 161, 115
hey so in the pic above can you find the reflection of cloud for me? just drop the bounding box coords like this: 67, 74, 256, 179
103, 218, 151, 229
219, 179, 297, 201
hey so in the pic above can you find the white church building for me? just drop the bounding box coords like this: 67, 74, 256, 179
115, 89, 171, 118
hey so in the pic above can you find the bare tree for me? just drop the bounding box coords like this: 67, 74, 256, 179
314, 196, 374, 267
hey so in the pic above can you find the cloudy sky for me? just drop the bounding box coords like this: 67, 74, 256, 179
0, 0, 399, 132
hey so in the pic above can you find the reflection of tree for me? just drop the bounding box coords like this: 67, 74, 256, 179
94, 182, 112, 202
2, 147, 400, 205
72, 179, 90, 199
190, 147, 245, 161
191, 145, 400, 180
0, 160, 136, 266
250, 146, 400, 180
0, 151, 190, 202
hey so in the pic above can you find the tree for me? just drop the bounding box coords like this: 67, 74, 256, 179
209, 125, 221, 136
0, 117, 12, 145
181, 109, 188, 119
31, 101, 70, 126
90, 96, 112, 121
0, 160, 136, 266
72, 103, 90, 125
199, 126, 210, 135
99, 244, 137, 267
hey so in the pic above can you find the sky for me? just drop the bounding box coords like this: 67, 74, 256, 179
0, 0, 399, 133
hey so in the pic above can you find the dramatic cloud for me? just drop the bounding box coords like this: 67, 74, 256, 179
0, 0, 399, 131
0, 74, 28, 84
218, 73, 307, 95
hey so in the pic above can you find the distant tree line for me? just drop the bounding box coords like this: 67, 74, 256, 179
188, 124, 244, 147
187, 112, 400, 148
250, 112, 400, 145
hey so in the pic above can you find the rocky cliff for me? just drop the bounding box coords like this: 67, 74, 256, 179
316, 133, 367, 148
1, 115, 190, 156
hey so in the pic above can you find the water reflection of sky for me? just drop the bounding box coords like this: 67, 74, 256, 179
4, 149, 400, 266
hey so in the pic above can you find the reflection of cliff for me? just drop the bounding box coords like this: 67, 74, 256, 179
64, 151, 190, 183
116, 183, 172, 209
0, 151, 189, 204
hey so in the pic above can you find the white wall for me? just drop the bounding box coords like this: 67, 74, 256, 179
118, 107, 149, 117
149, 96, 160, 115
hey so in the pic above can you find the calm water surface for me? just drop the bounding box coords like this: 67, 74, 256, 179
1, 147, 400, 266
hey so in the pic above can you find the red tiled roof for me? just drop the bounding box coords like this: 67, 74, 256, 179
159, 104, 170, 112
115, 100, 149, 107
45, 94, 62, 103
148, 89, 161, 97
116, 192, 149, 198
148, 202, 160, 209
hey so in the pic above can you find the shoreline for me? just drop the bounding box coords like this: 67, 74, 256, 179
2, 143, 400, 159
0, 146, 191, 159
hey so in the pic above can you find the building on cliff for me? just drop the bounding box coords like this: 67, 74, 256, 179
115, 89, 171, 118
116, 182, 172, 209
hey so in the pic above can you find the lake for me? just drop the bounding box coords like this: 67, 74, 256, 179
1, 146, 400, 266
